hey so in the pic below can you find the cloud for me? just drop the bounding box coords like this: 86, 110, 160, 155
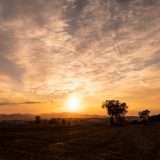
0, 28, 24, 81
0, 101, 41, 106
0, 0, 159, 112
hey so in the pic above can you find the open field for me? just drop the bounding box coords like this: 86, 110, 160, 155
0, 120, 160, 160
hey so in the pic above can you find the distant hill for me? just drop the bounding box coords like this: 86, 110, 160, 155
0, 113, 105, 121
150, 114, 160, 122
0, 112, 141, 121
41, 112, 105, 119
0, 114, 34, 121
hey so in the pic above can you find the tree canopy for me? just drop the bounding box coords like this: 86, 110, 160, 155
102, 99, 128, 125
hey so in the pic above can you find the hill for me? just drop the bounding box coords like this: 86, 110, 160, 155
0, 113, 105, 121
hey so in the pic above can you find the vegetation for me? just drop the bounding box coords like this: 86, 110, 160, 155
139, 109, 150, 123
0, 119, 160, 160
35, 116, 41, 124
102, 99, 128, 125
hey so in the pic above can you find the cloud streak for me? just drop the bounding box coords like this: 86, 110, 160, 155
0, 101, 41, 106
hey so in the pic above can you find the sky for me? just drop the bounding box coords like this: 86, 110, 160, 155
0, 0, 159, 115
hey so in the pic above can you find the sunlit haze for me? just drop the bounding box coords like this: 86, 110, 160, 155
66, 95, 81, 112
0, 0, 159, 115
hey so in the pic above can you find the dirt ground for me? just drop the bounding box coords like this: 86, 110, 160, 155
0, 121, 160, 160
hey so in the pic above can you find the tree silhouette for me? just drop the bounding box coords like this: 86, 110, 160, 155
102, 99, 128, 125
35, 116, 41, 124
139, 109, 150, 123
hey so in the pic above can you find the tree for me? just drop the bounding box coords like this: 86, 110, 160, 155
35, 115, 41, 124
48, 118, 58, 125
139, 109, 150, 123
102, 99, 128, 125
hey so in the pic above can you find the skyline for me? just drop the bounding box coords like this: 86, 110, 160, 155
0, 0, 160, 115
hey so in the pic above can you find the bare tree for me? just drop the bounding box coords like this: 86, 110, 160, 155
139, 109, 150, 123
102, 99, 128, 125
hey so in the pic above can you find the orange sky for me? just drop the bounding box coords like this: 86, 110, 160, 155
0, 0, 159, 115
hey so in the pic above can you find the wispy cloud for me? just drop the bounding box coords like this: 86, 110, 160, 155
0, 101, 41, 106
0, 0, 159, 113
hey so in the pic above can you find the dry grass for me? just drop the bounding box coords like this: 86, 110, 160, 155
0, 120, 159, 160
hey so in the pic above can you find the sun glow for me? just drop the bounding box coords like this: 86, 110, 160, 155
66, 95, 81, 112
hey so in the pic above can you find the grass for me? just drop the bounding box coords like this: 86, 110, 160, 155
0, 120, 159, 160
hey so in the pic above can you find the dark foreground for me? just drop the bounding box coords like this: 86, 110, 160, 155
0, 120, 160, 160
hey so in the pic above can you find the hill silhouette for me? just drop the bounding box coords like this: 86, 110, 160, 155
0, 112, 105, 121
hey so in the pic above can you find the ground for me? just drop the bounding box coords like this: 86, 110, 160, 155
0, 120, 159, 160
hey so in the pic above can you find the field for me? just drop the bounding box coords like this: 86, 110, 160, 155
0, 119, 159, 160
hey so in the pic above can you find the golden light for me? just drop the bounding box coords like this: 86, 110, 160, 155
66, 95, 81, 112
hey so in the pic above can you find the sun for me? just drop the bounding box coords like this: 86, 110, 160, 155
66, 95, 81, 112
